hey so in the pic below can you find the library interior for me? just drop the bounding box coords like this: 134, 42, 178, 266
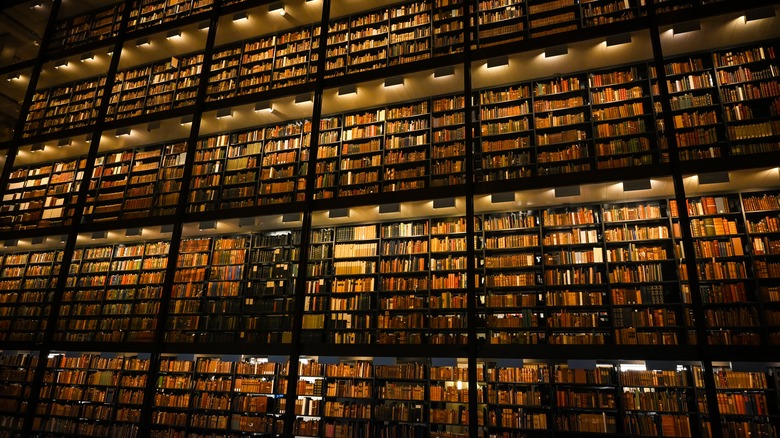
0, 0, 779, 437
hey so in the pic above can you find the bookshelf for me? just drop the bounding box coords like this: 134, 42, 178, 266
347, 8, 390, 75
273, 26, 321, 89
48, 3, 125, 53
741, 191, 780, 345
126, 0, 214, 32
477, 84, 535, 181
384, 100, 430, 192
478, 210, 544, 345
374, 360, 427, 437
83, 141, 187, 222
388, 1, 433, 67
151, 356, 193, 435
480, 360, 549, 436
315, 94, 466, 199
106, 53, 205, 121
671, 195, 761, 346
323, 359, 373, 437
712, 43, 780, 156
233, 357, 288, 436
0, 249, 62, 342
533, 74, 592, 176
604, 200, 685, 345
0, 352, 37, 436
294, 358, 325, 437
694, 364, 779, 437
0, 157, 87, 231
543, 205, 608, 345
432, 0, 465, 55
589, 64, 658, 169
24, 76, 107, 138
32, 353, 150, 437
581, 0, 640, 28
527, 0, 579, 39
654, 54, 726, 161
620, 364, 696, 437
54, 239, 170, 343
431, 94, 466, 187
472, 0, 527, 48
188, 119, 310, 213
553, 363, 619, 434
167, 230, 300, 344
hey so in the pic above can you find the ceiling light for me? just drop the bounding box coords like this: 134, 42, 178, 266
198, 21, 210, 30
255, 101, 274, 112
672, 21, 700, 35
136, 37, 150, 46
487, 56, 508, 68
544, 45, 568, 58
295, 93, 312, 103
384, 76, 404, 87
57, 139, 70, 147
434, 66, 455, 78
116, 128, 131, 137
216, 108, 233, 118
233, 11, 248, 21
91, 231, 107, 240
606, 34, 632, 47
199, 221, 216, 230
6, 73, 20, 81
269, 1, 286, 15
745, 7, 775, 22
166, 29, 182, 39
31, 143, 44, 152
147, 121, 160, 131
338, 85, 357, 95
181, 115, 193, 124
433, 198, 456, 209
54, 60, 68, 69
80, 53, 94, 62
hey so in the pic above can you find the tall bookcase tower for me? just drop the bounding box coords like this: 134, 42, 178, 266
1, 0, 780, 437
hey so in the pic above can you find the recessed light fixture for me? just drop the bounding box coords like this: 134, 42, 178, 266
85, 133, 93, 143
233, 11, 248, 21
136, 37, 150, 47
329, 208, 349, 218
606, 33, 632, 47
147, 121, 161, 131
487, 56, 509, 68
491, 193, 515, 203
295, 93, 312, 103
622, 179, 652, 192
216, 108, 233, 118
199, 221, 216, 230
31, 143, 44, 152
4, 240, 18, 247
29, 2, 42, 9
181, 115, 193, 125
166, 29, 182, 39
125, 228, 142, 237
80, 53, 94, 62
198, 21, 210, 30
554, 186, 580, 197
338, 84, 357, 95
282, 213, 302, 222
698, 172, 730, 185
116, 128, 131, 137
255, 101, 274, 112
238, 217, 255, 227
434, 66, 455, 78
57, 139, 70, 147
384, 76, 404, 87
91, 231, 107, 240
745, 6, 775, 22
433, 198, 456, 209
544, 45, 568, 58
54, 60, 68, 69
6, 73, 20, 81
269, 1, 286, 16
672, 21, 700, 35
379, 203, 401, 214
